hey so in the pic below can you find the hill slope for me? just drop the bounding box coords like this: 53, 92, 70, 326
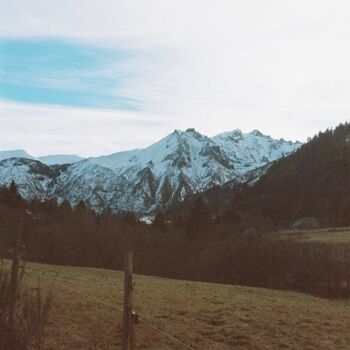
18, 261, 350, 350
202, 122, 350, 227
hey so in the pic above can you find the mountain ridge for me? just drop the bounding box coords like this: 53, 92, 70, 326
197, 122, 350, 227
0, 128, 302, 214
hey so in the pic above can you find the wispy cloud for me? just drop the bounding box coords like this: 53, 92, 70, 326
0, 38, 146, 109
0, 100, 174, 156
0, 0, 349, 153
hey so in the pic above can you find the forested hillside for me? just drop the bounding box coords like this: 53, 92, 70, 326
1, 178, 350, 299
198, 122, 350, 228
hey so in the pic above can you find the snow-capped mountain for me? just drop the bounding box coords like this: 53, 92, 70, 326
0, 129, 302, 213
0, 150, 83, 165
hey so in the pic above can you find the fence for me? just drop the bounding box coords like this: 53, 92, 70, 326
5, 241, 195, 350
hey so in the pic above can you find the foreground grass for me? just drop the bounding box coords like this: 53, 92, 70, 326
279, 226, 350, 243
11, 261, 350, 349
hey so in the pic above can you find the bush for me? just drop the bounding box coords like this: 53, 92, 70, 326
0, 259, 52, 350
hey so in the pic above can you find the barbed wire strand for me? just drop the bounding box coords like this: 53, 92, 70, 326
51, 276, 195, 349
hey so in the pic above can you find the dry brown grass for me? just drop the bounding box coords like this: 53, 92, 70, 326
8, 261, 350, 350
279, 227, 350, 243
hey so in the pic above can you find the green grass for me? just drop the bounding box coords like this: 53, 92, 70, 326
279, 227, 350, 243
6, 260, 349, 349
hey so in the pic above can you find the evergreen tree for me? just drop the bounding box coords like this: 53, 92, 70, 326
153, 212, 166, 231
185, 196, 211, 239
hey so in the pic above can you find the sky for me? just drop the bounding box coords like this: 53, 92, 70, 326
0, 0, 349, 157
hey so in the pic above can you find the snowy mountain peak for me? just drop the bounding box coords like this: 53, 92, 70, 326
249, 129, 264, 137
213, 129, 243, 141
212, 129, 301, 173
184, 128, 202, 136
170, 128, 208, 142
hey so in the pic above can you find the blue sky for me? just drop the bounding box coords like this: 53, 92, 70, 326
0, 0, 349, 156
0, 39, 140, 110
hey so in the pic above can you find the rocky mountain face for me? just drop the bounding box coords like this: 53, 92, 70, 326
0, 129, 301, 214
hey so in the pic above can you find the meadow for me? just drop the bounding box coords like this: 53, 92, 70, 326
280, 227, 350, 243
13, 260, 350, 350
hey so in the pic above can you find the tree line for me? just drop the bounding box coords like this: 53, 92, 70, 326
1, 180, 349, 299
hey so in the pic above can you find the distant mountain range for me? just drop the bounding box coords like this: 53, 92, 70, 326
0, 150, 84, 165
0, 129, 301, 214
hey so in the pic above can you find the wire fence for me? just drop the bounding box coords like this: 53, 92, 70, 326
10, 226, 195, 349
49, 275, 195, 349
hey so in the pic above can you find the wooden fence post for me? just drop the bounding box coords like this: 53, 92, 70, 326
122, 250, 134, 350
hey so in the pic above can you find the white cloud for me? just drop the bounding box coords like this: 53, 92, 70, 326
0, 100, 174, 156
1, 99, 346, 158
0, 0, 350, 151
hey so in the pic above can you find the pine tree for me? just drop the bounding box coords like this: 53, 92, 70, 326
185, 196, 211, 239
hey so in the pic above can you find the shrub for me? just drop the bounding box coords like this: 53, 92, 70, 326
0, 259, 52, 350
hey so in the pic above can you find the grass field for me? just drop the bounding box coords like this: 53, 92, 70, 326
10, 260, 350, 350
279, 226, 350, 243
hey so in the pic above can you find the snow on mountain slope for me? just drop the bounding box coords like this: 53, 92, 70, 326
212, 129, 302, 173
0, 158, 59, 201
85, 129, 239, 212
0, 129, 302, 213
90, 128, 235, 188
53, 160, 118, 210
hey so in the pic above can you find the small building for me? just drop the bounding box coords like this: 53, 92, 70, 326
241, 226, 258, 236
292, 217, 319, 230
